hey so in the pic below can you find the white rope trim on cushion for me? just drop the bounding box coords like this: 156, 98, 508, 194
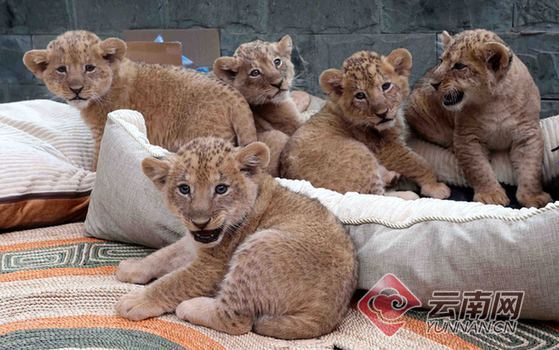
277, 178, 559, 229
341, 201, 559, 228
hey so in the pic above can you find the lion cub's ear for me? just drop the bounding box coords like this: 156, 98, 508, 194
213, 56, 240, 83
386, 48, 413, 77
276, 35, 293, 57
439, 31, 454, 49
319, 69, 344, 97
142, 157, 173, 190
235, 142, 270, 175
23, 50, 49, 79
483, 42, 512, 78
99, 38, 127, 63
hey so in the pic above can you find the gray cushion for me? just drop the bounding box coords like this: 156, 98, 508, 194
84, 110, 186, 247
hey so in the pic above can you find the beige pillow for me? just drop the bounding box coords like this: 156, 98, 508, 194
84, 110, 186, 247
0, 100, 95, 231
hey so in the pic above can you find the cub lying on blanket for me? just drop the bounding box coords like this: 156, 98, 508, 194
281, 50, 450, 199
23, 30, 256, 169
213, 35, 305, 176
405, 29, 551, 208
115, 137, 357, 340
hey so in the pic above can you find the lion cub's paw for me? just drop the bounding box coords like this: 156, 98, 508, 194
175, 297, 214, 323
116, 290, 167, 321
474, 187, 510, 206
517, 190, 552, 208
291, 91, 311, 113
382, 170, 401, 188
421, 182, 451, 199
116, 259, 154, 284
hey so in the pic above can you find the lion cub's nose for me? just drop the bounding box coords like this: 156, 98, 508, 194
192, 219, 211, 230
376, 110, 388, 119
70, 87, 83, 95
431, 82, 441, 90
271, 79, 283, 89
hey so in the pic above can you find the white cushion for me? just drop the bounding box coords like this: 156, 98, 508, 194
278, 178, 559, 320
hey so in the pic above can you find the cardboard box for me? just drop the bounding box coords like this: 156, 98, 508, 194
123, 29, 220, 69
125, 41, 183, 66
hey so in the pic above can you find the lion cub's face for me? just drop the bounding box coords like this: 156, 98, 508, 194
23, 30, 127, 110
320, 49, 412, 131
214, 35, 295, 105
430, 29, 513, 111
142, 138, 270, 247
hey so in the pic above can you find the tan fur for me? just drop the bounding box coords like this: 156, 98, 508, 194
291, 90, 312, 112
405, 29, 551, 208
281, 50, 450, 199
115, 137, 357, 340
23, 31, 256, 170
213, 35, 304, 176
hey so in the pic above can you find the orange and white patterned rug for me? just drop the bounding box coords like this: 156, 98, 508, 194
1, 223, 557, 349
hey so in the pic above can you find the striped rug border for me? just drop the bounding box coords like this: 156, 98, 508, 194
0, 315, 225, 350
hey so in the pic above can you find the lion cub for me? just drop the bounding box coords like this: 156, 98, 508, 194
23, 31, 256, 169
405, 29, 551, 208
281, 50, 450, 199
213, 35, 304, 176
115, 137, 357, 340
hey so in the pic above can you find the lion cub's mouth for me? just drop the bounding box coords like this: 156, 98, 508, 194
272, 88, 288, 98
443, 91, 464, 106
191, 227, 223, 244
377, 118, 393, 125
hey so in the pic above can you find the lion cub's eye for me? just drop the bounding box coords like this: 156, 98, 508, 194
453, 62, 467, 70
354, 92, 366, 100
249, 69, 261, 77
273, 58, 282, 68
215, 184, 229, 195
56, 66, 67, 73
381, 82, 392, 91
178, 184, 191, 195
85, 64, 96, 72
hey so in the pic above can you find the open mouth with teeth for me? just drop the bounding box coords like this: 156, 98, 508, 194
191, 227, 223, 243
443, 91, 464, 106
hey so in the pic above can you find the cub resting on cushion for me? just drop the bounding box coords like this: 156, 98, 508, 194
23, 30, 256, 169
405, 29, 551, 208
213, 35, 305, 176
281, 50, 451, 199
115, 137, 357, 340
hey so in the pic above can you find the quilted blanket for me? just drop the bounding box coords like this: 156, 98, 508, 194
1, 223, 557, 349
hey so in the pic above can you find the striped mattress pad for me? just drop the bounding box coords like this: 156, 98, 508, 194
1, 223, 557, 349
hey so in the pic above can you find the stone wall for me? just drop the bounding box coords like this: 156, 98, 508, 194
1, 0, 558, 117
